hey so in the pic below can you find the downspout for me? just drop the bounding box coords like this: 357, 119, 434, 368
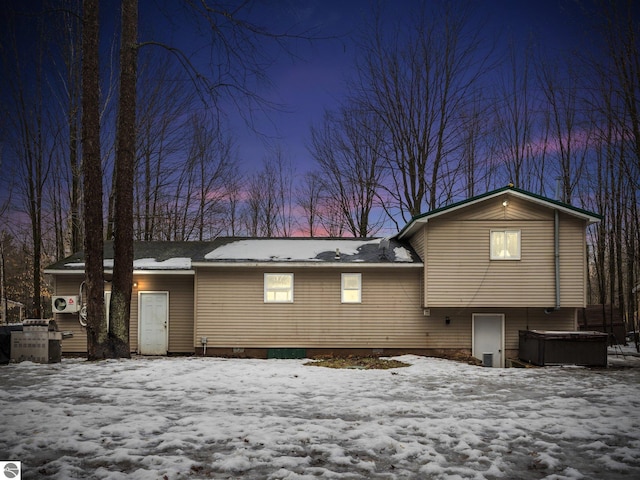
545, 209, 561, 314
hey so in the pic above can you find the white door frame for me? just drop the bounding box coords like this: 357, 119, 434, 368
472, 313, 505, 367
138, 291, 169, 355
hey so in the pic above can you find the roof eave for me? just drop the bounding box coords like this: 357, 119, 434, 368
397, 187, 601, 239
45, 269, 195, 275
191, 261, 423, 268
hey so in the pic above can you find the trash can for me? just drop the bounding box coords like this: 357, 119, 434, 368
10, 319, 72, 364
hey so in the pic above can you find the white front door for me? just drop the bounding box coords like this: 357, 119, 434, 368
139, 292, 168, 355
472, 313, 504, 367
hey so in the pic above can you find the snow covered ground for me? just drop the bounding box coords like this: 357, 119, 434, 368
1, 352, 639, 480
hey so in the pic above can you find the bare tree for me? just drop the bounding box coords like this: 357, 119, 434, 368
492, 39, 542, 192
41, 2, 84, 261
154, 113, 238, 241
0, 5, 58, 318
296, 171, 323, 237
243, 172, 264, 237
59, 2, 83, 255
309, 105, 386, 237
187, 112, 238, 240
81, 0, 108, 359
581, 0, 640, 346
537, 60, 590, 203
134, 52, 193, 241
317, 194, 346, 237
271, 147, 296, 237
241, 153, 295, 238
600, 0, 640, 174
254, 163, 279, 237
352, 1, 492, 221
223, 178, 244, 236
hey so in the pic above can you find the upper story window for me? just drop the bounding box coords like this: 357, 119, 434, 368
490, 230, 521, 260
264, 273, 294, 303
341, 273, 362, 303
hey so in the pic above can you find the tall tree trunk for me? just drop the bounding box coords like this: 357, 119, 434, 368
70, 110, 82, 253
0, 236, 6, 325
82, 0, 108, 359
109, 0, 138, 358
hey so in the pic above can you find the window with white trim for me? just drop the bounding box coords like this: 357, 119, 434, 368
490, 230, 521, 260
341, 273, 362, 303
264, 273, 294, 303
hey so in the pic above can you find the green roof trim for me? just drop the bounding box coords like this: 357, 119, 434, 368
396, 185, 602, 239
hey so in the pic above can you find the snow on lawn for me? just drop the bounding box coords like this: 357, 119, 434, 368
1, 356, 640, 480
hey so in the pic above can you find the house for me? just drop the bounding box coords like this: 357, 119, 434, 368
44, 186, 601, 366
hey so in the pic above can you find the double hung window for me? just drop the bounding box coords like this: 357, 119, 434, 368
341, 273, 362, 303
490, 230, 521, 260
264, 274, 294, 303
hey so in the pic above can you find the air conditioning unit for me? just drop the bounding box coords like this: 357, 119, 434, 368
52, 295, 80, 314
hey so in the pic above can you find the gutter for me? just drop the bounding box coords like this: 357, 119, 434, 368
44, 269, 196, 275
190, 261, 424, 268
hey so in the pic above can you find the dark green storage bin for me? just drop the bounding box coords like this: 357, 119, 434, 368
267, 348, 307, 359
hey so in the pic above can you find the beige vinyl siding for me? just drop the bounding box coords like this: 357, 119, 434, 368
133, 275, 194, 353
195, 267, 428, 349
559, 216, 587, 305
502, 308, 576, 347
425, 307, 577, 350
443, 194, 552, 222
53, 273, 194, 354
423, 199, 588, 308
52, 275, 89, 353
408, 227, 425, 261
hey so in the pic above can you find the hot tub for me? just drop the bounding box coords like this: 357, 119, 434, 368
519, 330, 608, 367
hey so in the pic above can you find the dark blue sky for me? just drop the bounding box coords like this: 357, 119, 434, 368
185, 0, 594, 173
0, 0, 596, 194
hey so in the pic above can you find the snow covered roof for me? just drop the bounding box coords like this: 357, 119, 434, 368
44, 237, 422, 274
200, 238, 417, 265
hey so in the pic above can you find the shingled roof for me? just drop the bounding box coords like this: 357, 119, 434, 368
44, 237, 422, 274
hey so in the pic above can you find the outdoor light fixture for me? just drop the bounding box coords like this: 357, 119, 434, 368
132, 282, 138, 288
502, 199, 509, 207
445, 316, 451, 325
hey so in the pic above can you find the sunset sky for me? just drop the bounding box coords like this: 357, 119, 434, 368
0, 0, 604, 235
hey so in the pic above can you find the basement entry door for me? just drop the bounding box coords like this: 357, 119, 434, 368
472, 313, 504, 367
139, 292, 168, 355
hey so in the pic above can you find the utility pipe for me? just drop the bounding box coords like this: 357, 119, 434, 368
554, 209, 561, 310
545, 209, 561, 314
544, 210, 560, 314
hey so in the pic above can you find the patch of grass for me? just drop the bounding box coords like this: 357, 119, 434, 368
304, 356, 411, 370
440, 351, 484, 366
